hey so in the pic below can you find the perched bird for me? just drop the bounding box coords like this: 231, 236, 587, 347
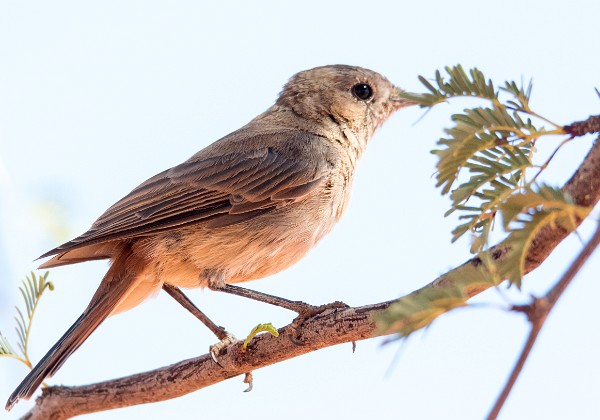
6, 64, 413, 410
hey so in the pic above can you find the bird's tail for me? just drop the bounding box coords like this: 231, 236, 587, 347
5, 246, 145, 411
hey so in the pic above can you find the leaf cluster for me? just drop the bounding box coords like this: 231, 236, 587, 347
400, 65, 575, 278
383, 66, 590, 340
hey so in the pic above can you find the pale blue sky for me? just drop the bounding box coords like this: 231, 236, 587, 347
1, 1, 600, 419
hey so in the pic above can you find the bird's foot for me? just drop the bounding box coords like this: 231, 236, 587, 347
209, 332, 240, 365
287, 301, 349, 345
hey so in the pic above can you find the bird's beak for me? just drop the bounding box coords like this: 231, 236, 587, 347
389, 86, 417, 110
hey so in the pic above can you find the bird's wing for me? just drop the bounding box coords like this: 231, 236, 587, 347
40, 130, 334, 260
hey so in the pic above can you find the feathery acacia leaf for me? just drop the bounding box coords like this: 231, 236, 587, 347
377, 287, 468, 338
501, 185, 582, 229
378, 65, 587, 336
433, 106, 542, 195
0, 332, 17, 357
501, 79, 533, 112
401, 65, 569, 251
0, 271, 54, 368
499, 186, 590, 286
399, 65, 497, 107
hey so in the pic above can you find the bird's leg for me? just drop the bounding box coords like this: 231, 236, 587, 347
162, 284, 228, 340
207, 281, 348, 343
162, 284, 237, 361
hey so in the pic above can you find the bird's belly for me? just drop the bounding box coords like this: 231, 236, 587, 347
140, 201, 341, 289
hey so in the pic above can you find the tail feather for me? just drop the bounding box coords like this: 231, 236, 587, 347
6, 246, 144, 411
37, 242, 118, 269
5, 307, 107, 410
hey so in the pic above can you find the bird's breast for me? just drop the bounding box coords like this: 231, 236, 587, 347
143, 171, 353, 288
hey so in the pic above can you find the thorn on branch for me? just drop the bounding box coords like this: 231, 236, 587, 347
511, 297, 550, 327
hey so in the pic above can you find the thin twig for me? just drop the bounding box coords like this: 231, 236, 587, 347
487, 220, 600, 419
528, 137, 574, 185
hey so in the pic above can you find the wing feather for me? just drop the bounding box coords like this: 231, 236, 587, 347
39, 130, 334, 260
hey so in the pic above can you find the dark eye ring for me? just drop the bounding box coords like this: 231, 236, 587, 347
351, 83, 373, 101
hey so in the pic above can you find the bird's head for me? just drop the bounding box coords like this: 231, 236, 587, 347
276, 65, 414, 139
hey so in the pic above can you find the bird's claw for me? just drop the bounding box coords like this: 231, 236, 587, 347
209, 332, 239, 365
243, 372, 253, 392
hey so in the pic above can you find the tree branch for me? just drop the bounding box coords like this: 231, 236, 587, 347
22, 134, 600, 419
23, 302, 391, 420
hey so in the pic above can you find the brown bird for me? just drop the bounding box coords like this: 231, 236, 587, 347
6, 64, 413, 410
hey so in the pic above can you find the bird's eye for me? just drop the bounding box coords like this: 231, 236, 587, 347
351, 83, 373, 101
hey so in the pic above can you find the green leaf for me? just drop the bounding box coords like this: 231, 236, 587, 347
500, 79, 533, 111
0, 332, 17, 357
449, 175, 519, 246
501, 185, 580, 229
434, 106, 541, 195
400, 65, 498, 109
377, 287, 468, 338
500, 188, 591, 286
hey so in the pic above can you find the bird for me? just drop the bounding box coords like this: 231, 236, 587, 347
6, 64, 414, 410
